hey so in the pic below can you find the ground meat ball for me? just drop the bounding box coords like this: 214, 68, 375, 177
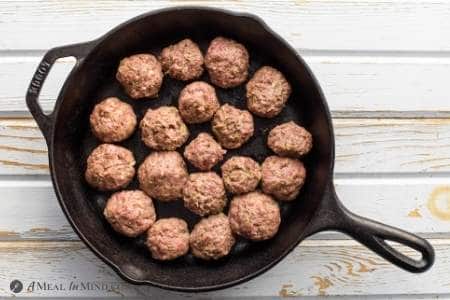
160, 39, 204, 81
246, 66, 292, 118
138, 151, 188, 201
261, 156, 306, 201
211, 104, 254, 149
221, 156, 261, 194
228, 191, 280, 241
116, 54, 163, 99
85, 144, 135, 191
268, 121, 313, 157
183, 172, 227, 216
89, 97, 137, 143
178, 81, 220, 124
205, 37, 249, 88
183, 133, 226, 171
103, 190, 156, 237
147, 218, 190, 260
190, 213, 235, 260
140, 106, 189, 150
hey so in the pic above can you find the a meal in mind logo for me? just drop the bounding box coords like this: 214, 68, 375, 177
9, 279, 120, 293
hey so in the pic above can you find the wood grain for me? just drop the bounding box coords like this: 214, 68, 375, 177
0, 1, 449, 52
0, 118, 449, 175
3, 55, 450, 114
0, 240, 448, 297
1, 176, 448, 241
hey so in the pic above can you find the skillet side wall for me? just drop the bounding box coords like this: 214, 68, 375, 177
50, 8, 334, 290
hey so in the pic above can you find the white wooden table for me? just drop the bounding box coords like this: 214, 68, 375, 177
0, 1, 449, 298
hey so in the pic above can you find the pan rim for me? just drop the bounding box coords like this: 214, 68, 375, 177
48, 6, 336, 292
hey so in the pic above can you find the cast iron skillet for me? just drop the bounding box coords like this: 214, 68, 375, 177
26, 7, 434, 292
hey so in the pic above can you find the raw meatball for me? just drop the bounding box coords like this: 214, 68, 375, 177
246, 66, 291, 118
89, 97, 137, 143
103, 190, 156, 237
140, 106, 189, 150
178, 81, 220, 124
116, 54, 163, 99
147, 218, 190, 260
221, 156, 261, 194
211, 104, 254, 149
190, 213, 235, 260
228, 191, 280, 241
183, 133, 226, 171
85, 144, 135, 191
268, 121, 313, 157
160, 39, 204, 81
261, 156, 306, 201
205, 37, 249, 88
138, 151, 188, 202
183, 172, 227, 216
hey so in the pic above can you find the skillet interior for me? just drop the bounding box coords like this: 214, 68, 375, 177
50, 8, 334, 290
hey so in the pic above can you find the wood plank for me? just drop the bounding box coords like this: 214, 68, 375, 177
1, 176, 448, 241
0, 240, 448, 297
3, 55, 450, 114
0, 118, 448, 175
1, 1, 450, 51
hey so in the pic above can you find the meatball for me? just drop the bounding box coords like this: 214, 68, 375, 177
228, 191, 280, 241
85, 144, 135, 191
268, 121, 313, 157
261, 156, 306, 201
160, 39, 204, 81
178, 81, 220, 124
183, 172, 227, 216
116, 54, 163, 99
138, 151, 188, 202
221, 156, 261, 194
211, 104, 254, 149
103, 190, 156, 237
183, 133, 226, 171
246, 66, 291, 118
89, 97, 137, 143
205, 37, 249, 88
190, 213, 235, 260
140, 106, 189, 150
147, 218, 190, 260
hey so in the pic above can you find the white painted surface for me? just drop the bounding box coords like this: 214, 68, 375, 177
4, 55, 450, 114
0, 0, 449, 298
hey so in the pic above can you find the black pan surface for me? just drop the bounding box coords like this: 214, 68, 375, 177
26, 7, 434, 292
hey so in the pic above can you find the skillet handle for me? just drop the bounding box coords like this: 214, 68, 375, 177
26, 42, 94, 143
305, 182, 435, 273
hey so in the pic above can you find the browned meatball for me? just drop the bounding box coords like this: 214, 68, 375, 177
138, 151, 188, 202
205, 37, 249, 88
103, 190, 156, 237
228, 191, 280, 241
89, 97, 137, 143
211, 104, 254, 149
116, 54, 163, 99
140, 106, 189, 150
178, 81, 220, 124
183, 172, 227, 216
85, 144, 135, 191
183, 133, 226, 171
160, 39, 204, 81
246, 66, 291, 118
268, 121, 313, 157
147, 218, 190, 260
190, 213, 235, 260
221, 156, 261, 194
261, 156, 306, 201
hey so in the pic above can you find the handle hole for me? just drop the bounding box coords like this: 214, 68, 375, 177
38, 57, 76, 115
385, 240, 423, 260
